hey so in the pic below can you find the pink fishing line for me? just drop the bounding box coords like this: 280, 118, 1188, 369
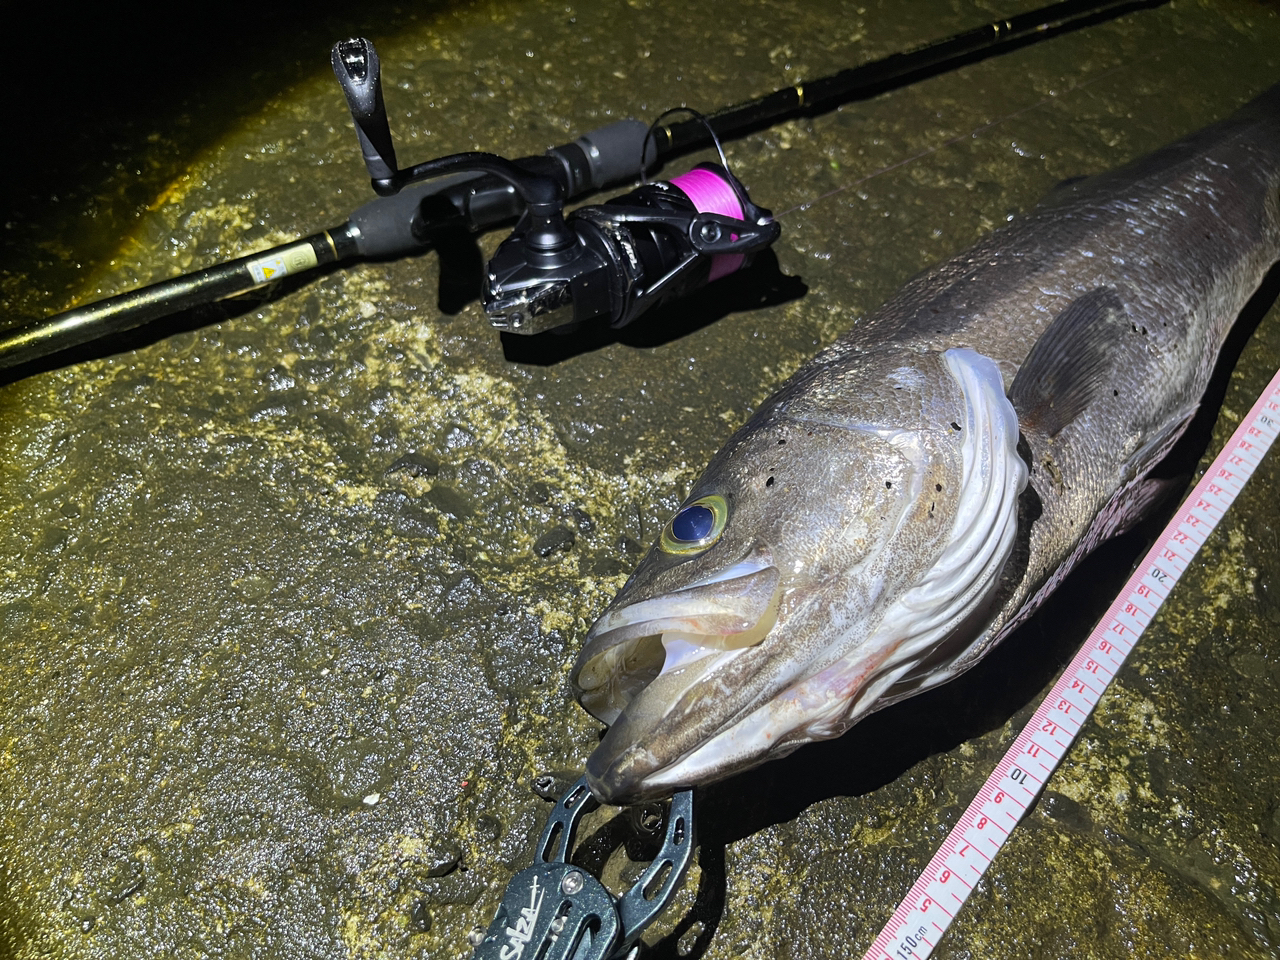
670, 167, 745, 282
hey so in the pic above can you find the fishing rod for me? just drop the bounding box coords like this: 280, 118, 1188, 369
0, 0, 1164, 373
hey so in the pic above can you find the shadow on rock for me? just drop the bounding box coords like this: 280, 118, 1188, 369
499, 249, 808, 365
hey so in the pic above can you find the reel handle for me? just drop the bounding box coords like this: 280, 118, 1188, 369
331, 38, 399, 192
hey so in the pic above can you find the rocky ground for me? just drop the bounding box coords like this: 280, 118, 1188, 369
1, 1, 1279, 957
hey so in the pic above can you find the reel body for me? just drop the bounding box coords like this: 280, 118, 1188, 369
486, 163, 780, 334
332, 38, 780, 336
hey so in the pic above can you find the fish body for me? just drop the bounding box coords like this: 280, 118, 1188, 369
573, 84, 1280, 804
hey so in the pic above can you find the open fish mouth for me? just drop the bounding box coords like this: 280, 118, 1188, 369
572, 546, 781, 727
571, 349, 1029, 803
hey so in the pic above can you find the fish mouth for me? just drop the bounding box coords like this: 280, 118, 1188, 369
571, 546, 781, 800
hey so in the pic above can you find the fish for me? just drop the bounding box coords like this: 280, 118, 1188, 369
570, 82, 1280, 804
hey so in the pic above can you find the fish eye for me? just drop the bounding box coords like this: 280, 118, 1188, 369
660, 494, 728, 555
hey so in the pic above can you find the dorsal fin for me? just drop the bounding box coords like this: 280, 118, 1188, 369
1009, 286, 1127, 438
1033, 173, 1093, 211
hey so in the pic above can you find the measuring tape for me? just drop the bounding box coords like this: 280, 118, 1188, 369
862, 364, 1280, 960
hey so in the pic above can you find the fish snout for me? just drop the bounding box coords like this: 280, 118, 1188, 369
571, 548, 782, 799
585, 709, 673, 804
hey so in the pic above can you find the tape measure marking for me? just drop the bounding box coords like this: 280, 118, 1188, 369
862, 367, 1280, 960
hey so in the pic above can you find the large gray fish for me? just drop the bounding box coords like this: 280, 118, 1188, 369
571, 83, 1280, 803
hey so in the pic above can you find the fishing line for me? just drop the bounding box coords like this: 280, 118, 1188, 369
772, 56, 1148, 221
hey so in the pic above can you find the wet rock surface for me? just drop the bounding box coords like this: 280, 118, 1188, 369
2, 1, 1280, 958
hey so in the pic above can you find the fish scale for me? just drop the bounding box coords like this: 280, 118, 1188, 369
863, 360, 1280, 960
574, 82, 1280, 804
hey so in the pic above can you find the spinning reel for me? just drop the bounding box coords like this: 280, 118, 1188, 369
332, 37, 781, 335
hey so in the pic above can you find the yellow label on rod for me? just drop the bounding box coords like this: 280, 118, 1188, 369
246, 242, 319, 285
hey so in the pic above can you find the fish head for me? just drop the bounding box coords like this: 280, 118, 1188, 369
572, 348, 1027, 803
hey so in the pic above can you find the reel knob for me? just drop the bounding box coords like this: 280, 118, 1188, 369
331, 38, 400, 194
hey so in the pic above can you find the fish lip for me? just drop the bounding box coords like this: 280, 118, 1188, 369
571, 546, 781, 730
586, 713, 685, 804
583, 549, 779, 650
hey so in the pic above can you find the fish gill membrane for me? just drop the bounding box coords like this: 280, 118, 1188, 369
571, 82, 1280, 804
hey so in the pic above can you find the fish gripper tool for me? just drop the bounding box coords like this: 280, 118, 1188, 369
471, 775, 695, 960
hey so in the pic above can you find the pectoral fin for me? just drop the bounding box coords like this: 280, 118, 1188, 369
1009, 286, 1128, 438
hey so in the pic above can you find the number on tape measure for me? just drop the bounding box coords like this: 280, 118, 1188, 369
863, 367, 1280, 960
